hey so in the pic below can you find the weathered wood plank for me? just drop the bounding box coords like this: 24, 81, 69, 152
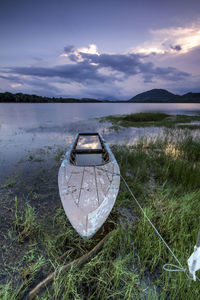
67, 168, 84, 205
79, 167, 99, 214
95, 167, 110, 204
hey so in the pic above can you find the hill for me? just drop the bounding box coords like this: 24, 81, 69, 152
129, 89, 200, 103
178, 92, 200, 103
129, 89, 179, 102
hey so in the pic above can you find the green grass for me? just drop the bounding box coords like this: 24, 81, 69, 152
123, 112, 169, 122
1, 129, 200, 299
177, 124, 200, 130
100, 112, 200, 129
14, 196, 40, 243
28, 154, 44, 162
54, 149, 65, 162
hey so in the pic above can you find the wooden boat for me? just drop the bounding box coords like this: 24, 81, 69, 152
58, 133, 120, 239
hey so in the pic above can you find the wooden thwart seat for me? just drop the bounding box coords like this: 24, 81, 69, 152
72, 149, 104, 154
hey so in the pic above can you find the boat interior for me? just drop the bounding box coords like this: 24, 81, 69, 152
70, 133, 109, 166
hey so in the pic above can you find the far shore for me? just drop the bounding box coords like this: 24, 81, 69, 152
1, 91, 200, 103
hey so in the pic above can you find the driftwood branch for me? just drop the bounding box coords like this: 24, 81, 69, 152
28, 231, 112, 300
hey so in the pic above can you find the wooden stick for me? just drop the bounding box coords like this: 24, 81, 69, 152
28, 231, 112, 300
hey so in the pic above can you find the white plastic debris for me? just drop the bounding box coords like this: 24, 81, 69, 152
188, 246, 200, 281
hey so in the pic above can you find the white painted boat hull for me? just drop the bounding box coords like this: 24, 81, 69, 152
58, 133, 120, 239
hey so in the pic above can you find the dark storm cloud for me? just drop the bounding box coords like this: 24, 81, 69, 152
63, 45, 75, 54
170, 45, 182, 51
68, 54, 80, 62
8, 61, 110, 83
79, 52, 189, 81
4, 51, 190, 85
80, 53, 141, 75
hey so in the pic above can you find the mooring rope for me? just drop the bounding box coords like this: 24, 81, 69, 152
96, 166, 200, 282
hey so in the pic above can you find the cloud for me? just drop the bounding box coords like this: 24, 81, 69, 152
4, 49, 189, 86
134, 19, 200, 55
63, 45, 74, 54
78, 44, 99, 55
0, 74, 24, 83
9, 83, 22, 88
7, 61, 111, 83
0, 40, 194, 99
0, 73, 62, 96
170, 45, 182, 51
61, 44, 99, 61
80, 53, 141, 75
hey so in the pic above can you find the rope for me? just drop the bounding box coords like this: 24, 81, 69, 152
96, 166, 200, 281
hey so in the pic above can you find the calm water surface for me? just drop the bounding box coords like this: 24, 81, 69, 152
1, 103, 200, 180
1, 103, 200, 128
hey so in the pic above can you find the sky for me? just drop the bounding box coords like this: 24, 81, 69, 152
0, 0, 200, 100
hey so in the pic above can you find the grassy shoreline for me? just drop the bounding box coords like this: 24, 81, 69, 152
0, 116, 200, 299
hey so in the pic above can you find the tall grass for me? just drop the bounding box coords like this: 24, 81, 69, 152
113, 132, 200, 299
14, 196, 39, 243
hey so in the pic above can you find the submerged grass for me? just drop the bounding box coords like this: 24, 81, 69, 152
1, 128, 200, 299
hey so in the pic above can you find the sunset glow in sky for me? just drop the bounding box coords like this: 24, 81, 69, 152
0, 0, 200, 99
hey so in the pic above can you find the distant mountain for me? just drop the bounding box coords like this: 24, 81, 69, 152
129, 89, 179, 102
128, 89, 200, 103
178, 92, 200, 103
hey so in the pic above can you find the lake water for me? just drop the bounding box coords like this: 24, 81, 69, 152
1, 103, 200, 180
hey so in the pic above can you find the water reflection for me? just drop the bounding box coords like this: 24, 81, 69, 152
76, 135, 101, 150
1, 103, 200, 130
75, 135, 103, 166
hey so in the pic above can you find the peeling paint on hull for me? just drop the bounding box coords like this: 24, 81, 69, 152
58, 133, 120, 239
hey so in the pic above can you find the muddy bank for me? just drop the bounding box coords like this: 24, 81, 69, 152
0, 145, 63, 284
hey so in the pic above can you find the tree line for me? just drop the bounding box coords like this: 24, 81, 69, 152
0, 92, 102, 103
